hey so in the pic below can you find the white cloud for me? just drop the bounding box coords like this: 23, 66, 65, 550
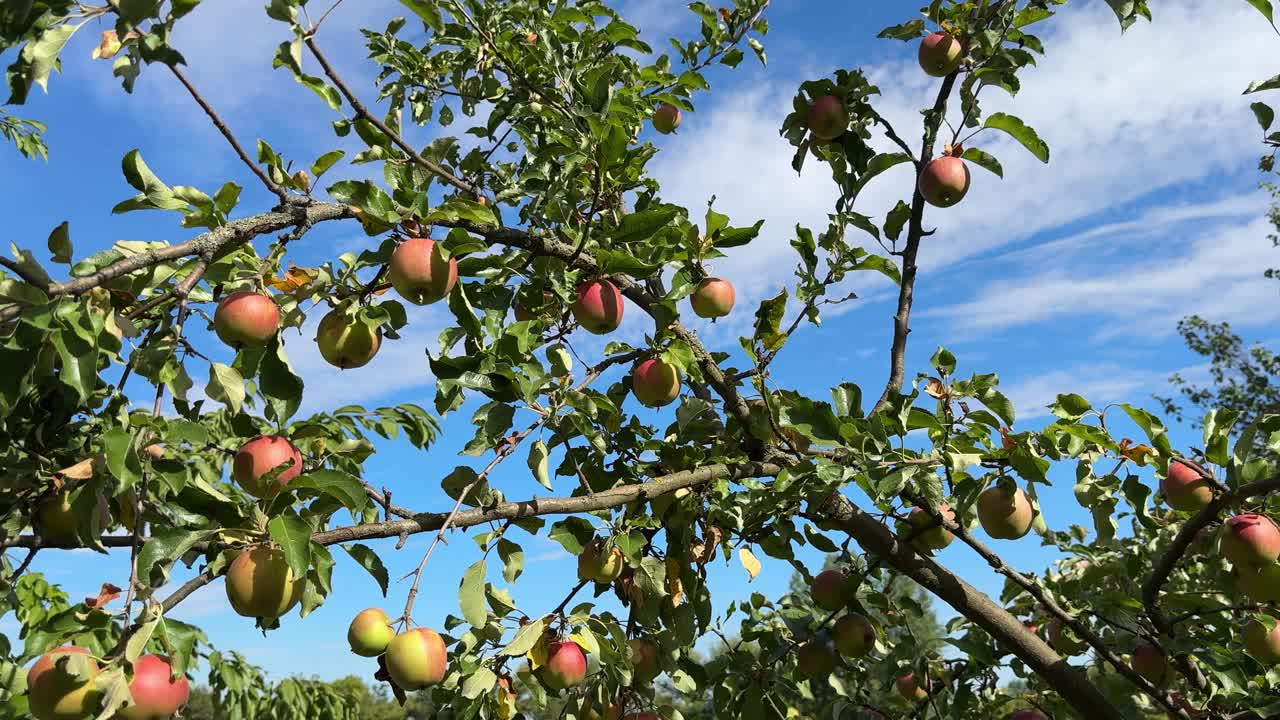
1001, 363, 1170, 422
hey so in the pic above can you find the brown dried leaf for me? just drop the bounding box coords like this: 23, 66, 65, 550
84, 582, 123, 609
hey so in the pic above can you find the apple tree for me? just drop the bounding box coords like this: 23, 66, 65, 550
0, 1, 1279, 719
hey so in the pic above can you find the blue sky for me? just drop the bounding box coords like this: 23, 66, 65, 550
3, 0, 1279, 684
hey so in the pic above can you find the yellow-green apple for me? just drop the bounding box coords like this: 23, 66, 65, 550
316, 309, 382, 369
807, 95, 848, 141
1243, 616, 1280, 664
1162, 459, 1213, 512
385, 628, 448, 690
578, 538, 624, 584
632, 358, 680, 408
690, 278, 735, 319
1220, 514, 1280, 567
36, 490, 78, 545
907, 504, 956, 551
795, 641, 835, 680
811, 569, 852, 611
232, 435, 302, 498
833, 613, 876, 658
224, 546, 303, 619
918, 31, 963, 77
918, 157, 970, 208
388, 237, 457, 305
977, 485, 1034, 540
653, 104, 681, 134
213, 291, 280, 349
118, 654, 190, 720
1131, 643, 1166, 683
572, 280, 624, 334
348, 608, 396, 657
27, 646, 101, 720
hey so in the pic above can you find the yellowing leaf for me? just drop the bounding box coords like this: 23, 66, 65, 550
267, 264, 319, 292
738, 547, 761, 582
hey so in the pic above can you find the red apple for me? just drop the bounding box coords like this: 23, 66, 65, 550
119, 655, 190, 720
539, 640, 586, 690
1244, 616, 1280, 664
348, 608, 395, 657
632, 358, 680, 408
653, 104, 681, 134
224, 546, 303, 619
811, 569, 851, 611
918, 156, 970, 208
1131, 643, 1166, 684
213, 291, 279, 349
795, 641, 835, 680
388, 237, 457, 306
27, 646, 101, 720
807, 95, 848, 141
907, 504, 956, 551
833, 613, 876, 658
918, 31, 963, 77
1162, 459, 1213, 512
572, 279, 624, 335
690, 278, 735, 319
628, 638, 659, 681
385, 627, 449, 690
232, 435, 303, 498
896, 672, 929, 702
1220, 514, 1280, 567
578, 538, 624, 584
977, 485, 1034, 540
316, 309, 382, 369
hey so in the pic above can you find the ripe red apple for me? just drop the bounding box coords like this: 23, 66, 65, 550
224, 546, 303, 619
918, 156, 970, 208
36, 490, 78, 545
572, 279, 624, 334
1220, 514, 1280, 568
232, 435, 303, 498
795, 641, 836, 680
653, 103, 681, 134
833, 613, 876, 658
385, 627, 448, 690
896, 672, 929, 702
539, 640, 586, 690
27, 646, 101, 720
118, 654, 190, 720
918, 31, 963, 77
976, 485, 1034, 540
316, 309, 382, 369
388, 237, 457, 306
1162, 459, 1213, 512
1244, 616, 1280, 664
811, 569, 852, 611
213, 291, 280, 349
348, 608, 395, 657
628, 638, 659, 681
1047, 619, 1087, 655
632, 358, 680, 408
690, 278, 735, 319
1010, 711, 1048, 720
578, 538, 624, 584
1131, 643, 1167, 683
1237, 562, 1280, 602
907, 504, 956, 551
807, 95, 848, 141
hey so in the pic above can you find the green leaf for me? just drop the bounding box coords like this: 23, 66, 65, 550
851, 153, 911, 197
960, 147, 1003, 178
46, 222, 71, 264
1245, 74, 1280, 95
611, 208, 679, 245
310, 150, 345, 177
497, 539, 524, 583
425, 197, 496, 228
595, 249, 660, 278
1252, 101, 1275, 132
259, 338, 303, 423
753, 288, 788, 352
461, 667, 497, 699
292, 470, 370, 513
206, 362, 245, 414
983, 113, 1049, 163
342, 544, 389, 596
1050, 393, 1092, 420
548, 517, 595, 555
124, 609, 160, 663
877, 18, 925, 40
527, 440, 551, 490
102, 428, 143, 492
459, 560, 488, 627
14, 23, 84, 101
1244, 0, 1277, 32
137, 528, 213, 588
267, 513, 313, 579
500, 617, 547, 656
